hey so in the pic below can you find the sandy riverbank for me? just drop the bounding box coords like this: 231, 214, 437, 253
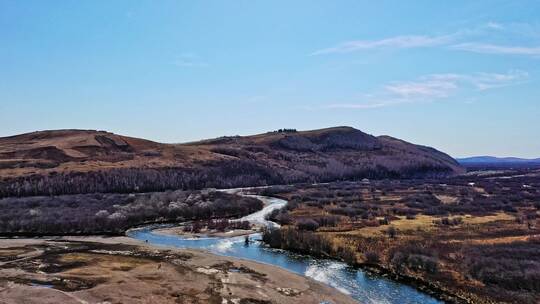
0, 236, 357, 304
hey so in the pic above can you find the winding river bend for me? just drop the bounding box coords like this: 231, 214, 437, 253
128, 194, 441, 304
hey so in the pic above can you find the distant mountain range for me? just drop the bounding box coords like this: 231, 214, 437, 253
0, 126, 463, 197
457, 156, 540, 164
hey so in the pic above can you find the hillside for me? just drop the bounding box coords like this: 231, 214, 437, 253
0, 127, 463, 197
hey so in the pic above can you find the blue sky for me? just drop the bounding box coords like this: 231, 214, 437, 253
1, 1, 539, 158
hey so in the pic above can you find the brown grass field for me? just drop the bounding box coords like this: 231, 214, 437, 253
260, 169, 540, 303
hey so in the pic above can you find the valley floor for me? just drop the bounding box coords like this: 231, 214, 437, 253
258, 169, 540, 304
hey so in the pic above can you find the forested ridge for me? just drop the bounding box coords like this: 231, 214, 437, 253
0, 127, 463, 197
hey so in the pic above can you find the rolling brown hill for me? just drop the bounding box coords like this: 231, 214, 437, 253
0, 127, 463, 197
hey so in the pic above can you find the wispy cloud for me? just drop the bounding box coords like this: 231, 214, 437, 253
428, 70, 529, 91
486, 21, 504, 30
451, 43, 540, 56
468, 71, 528, 90
172, 53, 209, 68
311, 35, 452, 55
384, 78, 458, 99
312, 22, 540, 57
321, 70, 528, 110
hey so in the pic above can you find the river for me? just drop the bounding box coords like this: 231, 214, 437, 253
127, 194, 442, 304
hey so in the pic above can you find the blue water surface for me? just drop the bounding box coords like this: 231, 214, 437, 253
128, 227, 441, 304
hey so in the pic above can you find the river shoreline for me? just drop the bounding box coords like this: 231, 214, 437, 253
257, 239, 472, 304
360, 264, 475, 304
0, 190, 469, 304
0, 232, 476, 304
230, 191, 470, 303
0, 236, 358, 304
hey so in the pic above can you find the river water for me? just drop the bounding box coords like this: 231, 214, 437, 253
127, 195, 441, 304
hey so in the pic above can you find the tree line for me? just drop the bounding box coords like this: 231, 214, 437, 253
0, 190, 262, 236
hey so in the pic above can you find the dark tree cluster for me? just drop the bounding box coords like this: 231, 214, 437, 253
464, 239, 540, 301
433, 216, 463, 226
0, 160, 282, 198
272, 129, 297, 133
262, 227, 358, 264
266, 208, 292, 225
206, 219, 251, 231
183, 219, 251, 233
0, 190, 262, 235
402, 193, 442, 209
390, 245, 439, 274
296, 218, 320, 231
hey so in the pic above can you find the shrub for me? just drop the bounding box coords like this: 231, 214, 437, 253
296, 218, 320, 231
387, 226, 397, 238
390, 245, 439, 274
365, 251, 380, 264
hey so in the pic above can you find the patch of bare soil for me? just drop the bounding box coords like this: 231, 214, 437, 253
0, 237, 356, 304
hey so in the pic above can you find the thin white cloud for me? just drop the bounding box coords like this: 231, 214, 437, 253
486, 21, 504, 30
469, 71, 529, 90
321, 70, 527, 110
312, 22, 540, 57
428, 70, 529, 90
451, 43, 540, 56
311, 35, 452, 55
384, 79, 458, 99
